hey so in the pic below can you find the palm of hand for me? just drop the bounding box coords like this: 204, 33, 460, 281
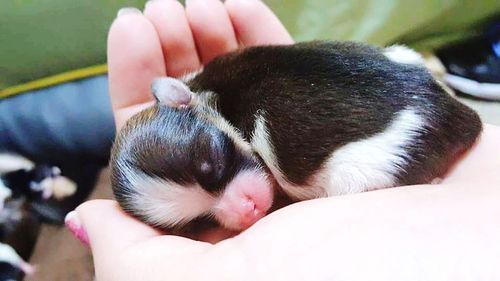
75, 1, 500, 280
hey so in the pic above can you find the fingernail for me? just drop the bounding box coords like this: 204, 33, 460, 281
186, 0, 221, 7
185, 0, 202, 6
145, 0, 165, 10
65, 211, 90, 247
117, 7, 142, 18
225, 0, 262, 3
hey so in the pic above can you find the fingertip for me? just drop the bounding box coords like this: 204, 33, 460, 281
74, 200, 161, 254
225, 0, 293, 46
107, 10, 165, 111
65, 210, 90, 247
186, 0, 238, 64
116, 7, 142, 18
143, 0, 201, 77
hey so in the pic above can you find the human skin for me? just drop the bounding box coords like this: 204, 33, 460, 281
66, 0, 500, 280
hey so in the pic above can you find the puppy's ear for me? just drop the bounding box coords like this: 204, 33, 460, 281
151, 77, 192, 108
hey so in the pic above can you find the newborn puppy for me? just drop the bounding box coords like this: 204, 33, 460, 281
111, 88, 272, 231
1, 164, 62, 201
111, 41, 482, 231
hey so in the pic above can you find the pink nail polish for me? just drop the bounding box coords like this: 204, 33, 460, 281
65, 211, 90, 247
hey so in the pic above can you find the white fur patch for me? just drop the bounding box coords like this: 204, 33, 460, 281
251, 109, 424, 199
195, 101, 253, 155
250, 114, 325, 200
30, 178, 54, 199
384, 45, 425, 66
0, 243, 24, 266
122, 168, 216, 228
316, 107, 425, 195
0, 153, 34, 174
0, 242, 34, 275
180, 76, 254, 155
431, 177, 443, 185
51, 176, 77, 200
180, 68, 203, 83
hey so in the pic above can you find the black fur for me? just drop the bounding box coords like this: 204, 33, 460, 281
111, 41, 482, 230
188, 41, 481, 186
0, 261, 24, 281
111, 105, 261, 224
1, 164, 58, 200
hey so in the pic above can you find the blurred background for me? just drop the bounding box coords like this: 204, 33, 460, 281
1, 0, 499, 280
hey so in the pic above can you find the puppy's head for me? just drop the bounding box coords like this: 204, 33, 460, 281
111, 77, 273, 231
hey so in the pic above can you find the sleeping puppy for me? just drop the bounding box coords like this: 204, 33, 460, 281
111, 41, 481, 232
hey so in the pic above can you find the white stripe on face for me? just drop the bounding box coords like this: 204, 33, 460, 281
122, 165, 273, 230
194, 103, 254, 155
123, 168, 216, 229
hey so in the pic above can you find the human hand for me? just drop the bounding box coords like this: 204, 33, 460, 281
69, 0, 294, 279
67, 0, 500, 280
70, 125, 500, 281
107, 0, 292, 131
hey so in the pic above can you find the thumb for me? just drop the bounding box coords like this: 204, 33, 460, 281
67, 200, 216, 281
66, 199, 161, 253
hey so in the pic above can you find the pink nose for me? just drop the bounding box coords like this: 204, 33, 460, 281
213, 170, 273, 230
238, 197, 266, 229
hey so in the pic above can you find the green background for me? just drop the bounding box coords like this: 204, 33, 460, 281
1, 0, 499, 90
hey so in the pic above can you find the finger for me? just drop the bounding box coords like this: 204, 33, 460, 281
74, 200, 161, 253
185, 0, 238, 64
144, 0, 201, 77
71, 200, 171, 281
225, 0, 294, 47
108, 8, 166, 112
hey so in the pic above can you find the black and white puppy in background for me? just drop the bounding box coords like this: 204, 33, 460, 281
111, 41, 482, 232
0, 153, 77, 279
0, 242, 35, 280
0, 153, 76, 207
